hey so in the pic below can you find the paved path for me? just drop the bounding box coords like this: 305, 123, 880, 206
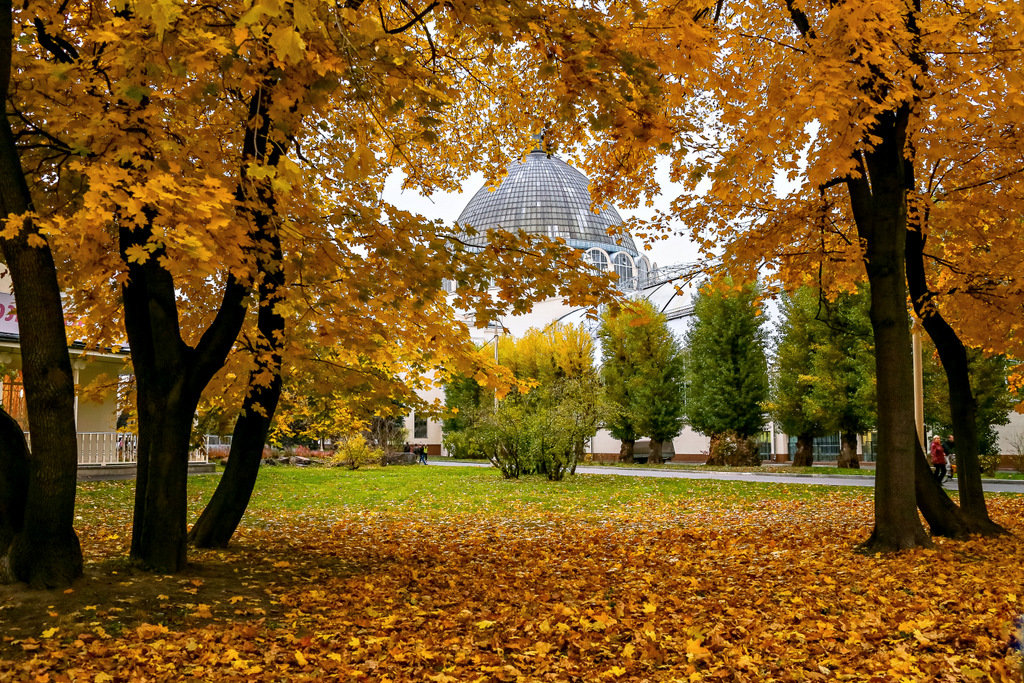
427, 460, 1024, 494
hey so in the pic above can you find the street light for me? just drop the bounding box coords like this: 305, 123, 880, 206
487, 320, 502, 409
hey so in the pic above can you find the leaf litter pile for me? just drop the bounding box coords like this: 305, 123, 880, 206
2, 469, 1023, 681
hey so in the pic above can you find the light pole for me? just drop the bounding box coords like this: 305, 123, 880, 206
913, 324, 924, 450
488, 320, 502, 410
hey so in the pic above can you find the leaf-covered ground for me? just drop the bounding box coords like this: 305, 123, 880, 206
2, 466, 1022, 681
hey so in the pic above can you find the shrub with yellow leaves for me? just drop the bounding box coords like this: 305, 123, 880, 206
330, 436, 381, 471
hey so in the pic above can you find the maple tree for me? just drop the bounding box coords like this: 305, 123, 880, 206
6, 0, 632, 571
562, 0, 1024, 550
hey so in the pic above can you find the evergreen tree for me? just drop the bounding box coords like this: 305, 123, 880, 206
805, 289, 876, 468
770, 287, 875, 468
684, 281, 768, 466
598, 300, 685, 463
769, 289, 827, 466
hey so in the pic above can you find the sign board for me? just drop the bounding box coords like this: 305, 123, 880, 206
0, 292, 18, 336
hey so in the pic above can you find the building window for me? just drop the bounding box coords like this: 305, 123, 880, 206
612, 252, 635, 288
1, 372, 27, 430
637, 257, 651, 287
414, 415, 428, 439
587, 248, 609, 271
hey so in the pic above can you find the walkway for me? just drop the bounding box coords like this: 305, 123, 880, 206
427, 460, 1024, 494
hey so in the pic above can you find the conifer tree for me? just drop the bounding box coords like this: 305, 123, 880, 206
684, 281, 768, 466
598, 300, 685, 463
770, 289, 827, 467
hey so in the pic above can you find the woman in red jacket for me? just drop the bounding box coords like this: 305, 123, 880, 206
929, 435, 947, 484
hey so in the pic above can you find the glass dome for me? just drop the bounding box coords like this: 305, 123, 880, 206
456, 149, 639, 257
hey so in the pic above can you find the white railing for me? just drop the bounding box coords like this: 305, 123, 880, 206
22, 431, 211, 466
77, 432, 137, 465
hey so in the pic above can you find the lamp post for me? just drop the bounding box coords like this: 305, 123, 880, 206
488, 320, 502, 410
913, 324, 924, 451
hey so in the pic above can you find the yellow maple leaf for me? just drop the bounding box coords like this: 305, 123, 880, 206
191, 604, 213, 618
269, 26, 307, 65
294, 650, 308, 666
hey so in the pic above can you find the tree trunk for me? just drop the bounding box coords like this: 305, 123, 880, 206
0, 2, 82, 587
913, 436, 971, 538
619, 439, 635, 463
0, 408, 28, 568
190, 194, 284, 548
905, 227, 1004, 535
837, 431, 860, 469
120, 217, 247, 572
846, 108, 930, 552
648, 438, 663, 464
122, 79, 282, 570
188, 376, 281, 547
791, 433, 814, 467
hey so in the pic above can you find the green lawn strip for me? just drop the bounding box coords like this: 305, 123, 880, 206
78, 465, 862, 526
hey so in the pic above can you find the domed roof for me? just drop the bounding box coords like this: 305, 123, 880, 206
456, 149, 638, 256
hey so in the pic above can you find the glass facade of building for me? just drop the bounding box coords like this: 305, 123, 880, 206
456, 149, 640, 258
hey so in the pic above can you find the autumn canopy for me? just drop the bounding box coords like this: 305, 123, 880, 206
0, 0, 1021, 589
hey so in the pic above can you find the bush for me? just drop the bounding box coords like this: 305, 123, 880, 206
705, 432, 761, 467
331, 436, 381, 470
207, 444, 230, 462
979, 453, 1002, 477
442, 430, 489, 460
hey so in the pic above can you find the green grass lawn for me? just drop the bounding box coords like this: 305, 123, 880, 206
76, 463, 863, 525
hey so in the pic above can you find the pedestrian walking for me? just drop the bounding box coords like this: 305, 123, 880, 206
930, 435, 947, 484
942, 434, 956, 481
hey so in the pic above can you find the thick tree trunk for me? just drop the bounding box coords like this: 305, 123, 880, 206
905, 228, 1004, 535
619, 439, 635, 463
123, 81, 281, 570
0, 408, 28, 566
0, 3, 82, 587
847, 109, 930, 552
121, 219, 246, 572
791, 433, 814, 467
130, 388, 195, 571
913, 437, 971, 538
837, 431, 860, 469
648, 438, 663, 464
